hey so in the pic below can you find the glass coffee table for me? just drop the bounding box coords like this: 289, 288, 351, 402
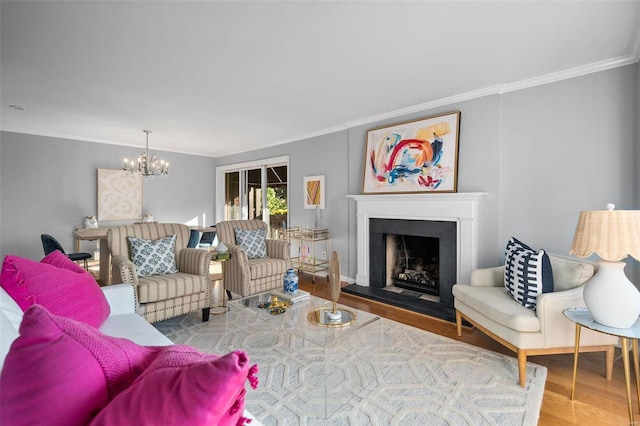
225, 291, 382, 418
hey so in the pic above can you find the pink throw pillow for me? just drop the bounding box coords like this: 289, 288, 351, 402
41, 249, 87, 273
91, 347, 259, 426
0, 305, 163, 426
0, 252, 110, 327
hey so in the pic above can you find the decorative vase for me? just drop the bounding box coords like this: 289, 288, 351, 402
84, 216, 98, 229
283, 268, 299, 294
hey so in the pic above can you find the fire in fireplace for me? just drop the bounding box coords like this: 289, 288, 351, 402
386, 234, 439, 295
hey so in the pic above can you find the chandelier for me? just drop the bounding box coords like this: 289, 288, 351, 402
123, 130, 169, 177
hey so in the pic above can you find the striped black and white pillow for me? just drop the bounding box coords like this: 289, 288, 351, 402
504, 237, 554, 310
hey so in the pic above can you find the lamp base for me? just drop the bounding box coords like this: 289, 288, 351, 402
583, 261, 640, 329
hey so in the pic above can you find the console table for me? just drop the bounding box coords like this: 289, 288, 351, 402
73, 228, 110, 285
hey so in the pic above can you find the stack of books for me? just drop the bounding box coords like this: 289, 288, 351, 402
271, 289, 310, 304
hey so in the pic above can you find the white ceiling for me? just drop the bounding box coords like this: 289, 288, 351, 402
1, 1, 639, 157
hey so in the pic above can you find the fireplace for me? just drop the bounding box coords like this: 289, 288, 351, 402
346, 193, 485, 321
369, 218, 456, 305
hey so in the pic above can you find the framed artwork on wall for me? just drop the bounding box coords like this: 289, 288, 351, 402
97, 168, 143, 221
362, 111, 461, 194
304, 175, 325, 209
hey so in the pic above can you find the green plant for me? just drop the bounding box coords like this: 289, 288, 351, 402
267, 187, 287, 215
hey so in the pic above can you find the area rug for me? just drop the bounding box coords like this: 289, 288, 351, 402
155, 304, 546, 426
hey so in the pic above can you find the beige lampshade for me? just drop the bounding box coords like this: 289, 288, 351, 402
570, 208, 640, 261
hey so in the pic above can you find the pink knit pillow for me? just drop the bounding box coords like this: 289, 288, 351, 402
0, 305, 163, 426
41, 249, 87, 273
91, 347, 259, 426
0, 252, 110, 327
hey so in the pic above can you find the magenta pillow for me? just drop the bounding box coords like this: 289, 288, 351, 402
41, 249, 87, 273
0, 305, 164, 426
91, 347, 259, 426
0, 252, 110, 327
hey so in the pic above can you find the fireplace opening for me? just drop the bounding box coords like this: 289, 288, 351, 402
368, 218, 456, 308
387, 234, 439, 296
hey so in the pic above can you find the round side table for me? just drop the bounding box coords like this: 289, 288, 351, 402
564, 307, 640, 423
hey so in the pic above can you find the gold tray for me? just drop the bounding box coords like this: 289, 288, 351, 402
307, 307, 357, 327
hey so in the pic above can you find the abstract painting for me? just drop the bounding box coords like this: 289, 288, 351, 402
304, 175, 325, 209
97, 169, 143, 221
362, 111, 460, 194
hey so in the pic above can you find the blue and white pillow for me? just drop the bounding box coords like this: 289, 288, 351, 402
234, 228, 267, 259
128, 235, 178, 277
504, 237, 554, 310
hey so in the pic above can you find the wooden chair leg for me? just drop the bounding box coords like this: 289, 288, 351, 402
518, 349, 527, 387
455, 311, 462, 337
202, 307, 210, 322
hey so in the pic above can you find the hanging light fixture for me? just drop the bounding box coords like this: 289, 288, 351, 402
123, 130, 169, 177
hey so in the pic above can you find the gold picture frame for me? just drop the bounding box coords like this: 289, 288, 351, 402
362, 111, 461, 194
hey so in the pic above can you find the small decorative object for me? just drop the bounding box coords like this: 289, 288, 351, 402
216, 242, 228, 254
84, 216, 98, 229
570, 203, 640, 328
314, 205, 322, 229
283, 268, 299, 295
257, 296, 290, 315
308, 251, 357, 327
363, 111, 461, 194
142, 213, 154, 223
325, 251, 342, 321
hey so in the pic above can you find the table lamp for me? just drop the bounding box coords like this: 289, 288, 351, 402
570, 204, 640, 328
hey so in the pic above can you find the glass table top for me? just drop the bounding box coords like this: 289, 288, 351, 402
228, 291, 381, 347
564, 307, 640, 339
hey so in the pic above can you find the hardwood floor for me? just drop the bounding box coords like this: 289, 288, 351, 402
297, 274, 633, 426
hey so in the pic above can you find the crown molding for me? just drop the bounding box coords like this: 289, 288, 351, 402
336, 54, 639, 132
3, 52, 639, 157
499, 54, 639, 94
0, 127, 212, 157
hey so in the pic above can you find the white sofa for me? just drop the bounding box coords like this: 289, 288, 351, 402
0, 283, 260, 424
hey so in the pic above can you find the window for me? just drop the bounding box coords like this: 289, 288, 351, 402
216, 156, 288, 238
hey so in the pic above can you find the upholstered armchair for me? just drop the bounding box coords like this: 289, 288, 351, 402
107, 223, 212, 323
452, 254, 617, 387
215, 219, 291, 297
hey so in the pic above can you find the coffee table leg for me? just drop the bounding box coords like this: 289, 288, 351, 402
211, 275, 228, 315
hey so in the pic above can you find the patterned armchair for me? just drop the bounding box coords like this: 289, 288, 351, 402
215, 220, 291, 297
107, 223, 212, 323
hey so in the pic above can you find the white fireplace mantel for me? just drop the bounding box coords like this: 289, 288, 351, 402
348, 192, 487, 288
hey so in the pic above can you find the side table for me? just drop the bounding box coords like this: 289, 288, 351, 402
210, 254, 229, 315
564, 307, 640, 423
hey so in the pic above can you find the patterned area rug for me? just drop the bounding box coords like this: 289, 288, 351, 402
155, 303, 546, 426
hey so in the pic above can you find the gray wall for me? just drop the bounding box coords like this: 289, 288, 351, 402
0, 132, 215, 260
1, 63, 637, 284
216, 63, 639, 284
214, 131, 351, 270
